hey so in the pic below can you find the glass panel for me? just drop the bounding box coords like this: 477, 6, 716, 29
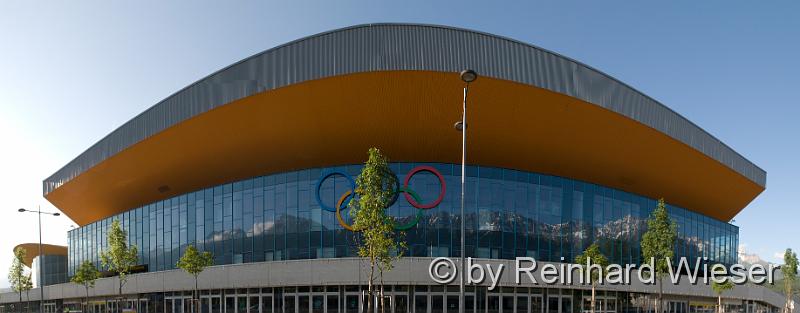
345, 295, 359, 313
238, 297, 247, 313
502, 297, 514, 313
297, 296, 309, 313
488, 296, 500, 313
518, 297, 529, 313
431, 296, 443, 313
446, 296, 458, 313
211, 298, 221, 313
327, 295, 339, 313
261, 297, 272, 313
225, 298, 235, 313
312, 296, 323, 313
249, 297, 259, 313
284, 295, 296, 313
65, 163, 739, 281
548, 297, 560, 313
561, 298, 572, 313
394, 295, 408, 313
415, 296, 427, 313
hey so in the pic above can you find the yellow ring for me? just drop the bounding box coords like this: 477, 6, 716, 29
335, 190, 357, 231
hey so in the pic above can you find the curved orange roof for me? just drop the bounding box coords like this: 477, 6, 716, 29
43, 24, 765, 225
13, 243, 68, 267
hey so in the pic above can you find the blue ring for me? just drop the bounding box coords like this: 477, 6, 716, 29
315, 171, 356, 212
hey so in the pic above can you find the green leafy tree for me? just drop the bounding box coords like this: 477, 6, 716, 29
711, 268, 734, 313
576, 243, 609, 313
783, 249, 798, 313
21, 274, 32, 313
349, 148, 403, 313
9, 247, 27, 313
640, 198, 677, 313
376, 236, 407, 313
71, 260, 101, 312
177, 245, 213, 313
100, 219, 139, 313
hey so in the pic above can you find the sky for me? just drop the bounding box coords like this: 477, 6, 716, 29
1, 1, 798, 288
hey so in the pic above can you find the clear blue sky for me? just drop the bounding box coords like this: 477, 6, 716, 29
1, 1, 798, 286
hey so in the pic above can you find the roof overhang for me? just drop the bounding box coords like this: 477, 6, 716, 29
43, 24, 766, 225
46, 71, 763, 224
13, 243, 68, 267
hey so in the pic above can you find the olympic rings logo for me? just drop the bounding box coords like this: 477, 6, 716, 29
314, 166, 446, 232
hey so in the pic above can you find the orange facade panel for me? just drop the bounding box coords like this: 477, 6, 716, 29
13, 243, 68, 267
45, 71, 763, 225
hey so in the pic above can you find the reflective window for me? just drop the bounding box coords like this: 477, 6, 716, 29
68, 163, 739, 274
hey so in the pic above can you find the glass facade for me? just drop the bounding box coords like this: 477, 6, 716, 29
68, 163, 738, 277
33, 254, 68, 287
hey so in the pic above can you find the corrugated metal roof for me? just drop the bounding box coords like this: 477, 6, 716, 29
43, 23, 766, 195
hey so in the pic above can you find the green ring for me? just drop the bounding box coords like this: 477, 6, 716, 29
391, 187, 424, 231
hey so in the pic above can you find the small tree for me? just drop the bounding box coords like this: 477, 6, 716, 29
376, 238, 407, 313
783, 249, 798, 313
100, 219, 138, 313
641, 198, 677, 313
9, 247, 27, 313
349, 148, 401, 313
21, 274, 33, 313
177, 245, 213, 313
711, 271, 734, 313
576, 242, 609, 313
71, 260, 101, 312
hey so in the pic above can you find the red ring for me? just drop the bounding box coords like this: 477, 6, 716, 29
403, 166, 446, 209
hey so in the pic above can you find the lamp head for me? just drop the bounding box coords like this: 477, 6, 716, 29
18, 208, 26, 212
53, 212, 61, 216
460, 69, 478, 83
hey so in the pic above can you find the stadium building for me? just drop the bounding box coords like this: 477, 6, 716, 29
12, 244, 69, 288
0, 24, 784, 313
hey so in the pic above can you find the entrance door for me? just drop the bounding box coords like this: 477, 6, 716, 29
168, 297, 192, 313
531, 296, 544, 313
223, 295, 255, 313
393, 295, 407, 313
236, 296, 248, 313
200, 296, 222, 313
487, 295, 500, 313
548, 295, 572, 313
343, 291, 360, 313
139, 300, 149, 313
284, 294, 296, 313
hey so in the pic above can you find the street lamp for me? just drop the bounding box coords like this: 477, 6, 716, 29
19, 206, 61, 313
455, 69, 477, 313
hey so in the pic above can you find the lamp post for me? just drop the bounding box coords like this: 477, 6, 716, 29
19, 206, 61, 313
455, 69, 477, 313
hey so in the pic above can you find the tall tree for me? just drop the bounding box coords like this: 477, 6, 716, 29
711, 269, 734, 313
177, 245, 213, 313
783, 249, 798, 313
21, 274, 32, 313
640, 198, 677, 313
376, 238, 407, 313
575, 242, 609, 313
9, 247, 27, 313
71, 260, 101, 313
100, 219, 139, 313
349, 148, 402, 313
